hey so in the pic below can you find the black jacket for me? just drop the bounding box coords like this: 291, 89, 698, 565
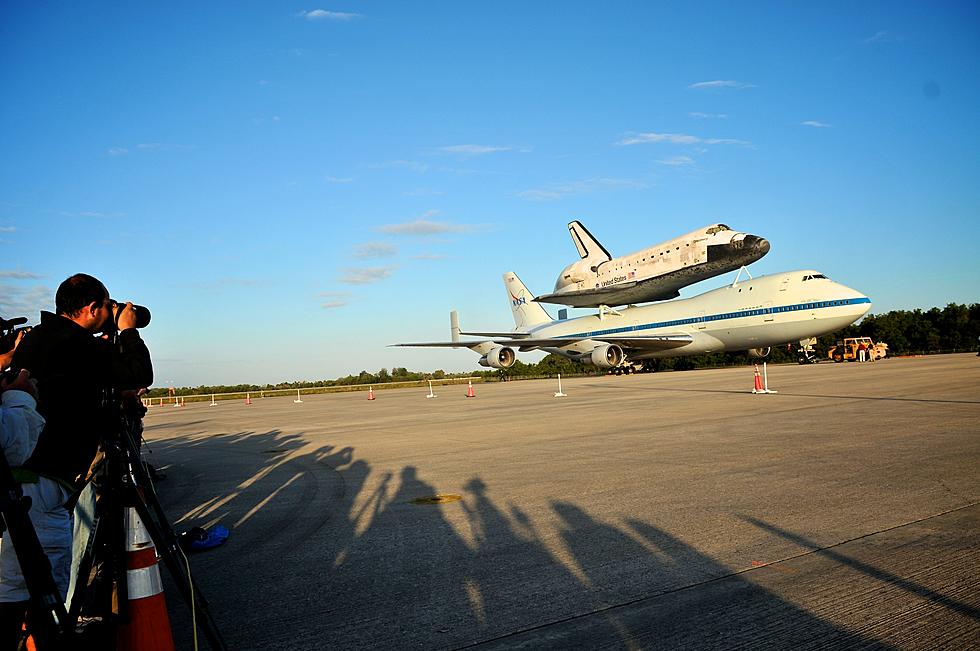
12, 311, 153, 485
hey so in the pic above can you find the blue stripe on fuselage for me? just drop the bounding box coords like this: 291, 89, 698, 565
556, 297, 871, 339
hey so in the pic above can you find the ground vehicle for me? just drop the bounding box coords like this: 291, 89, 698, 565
797, 337, 819, 364
828, 336, 888, 362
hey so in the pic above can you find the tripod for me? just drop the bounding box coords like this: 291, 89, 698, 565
68, 401, 228, 650
0, 447, 73, 650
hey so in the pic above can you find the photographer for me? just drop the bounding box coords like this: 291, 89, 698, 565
0, 318, 29, 372
0, 274, 152, 646
0, 370, 43, 469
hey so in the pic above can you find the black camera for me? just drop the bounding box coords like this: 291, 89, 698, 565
0, 366, 21, 387
110, 301, 151, 329
0, 316, 30, 354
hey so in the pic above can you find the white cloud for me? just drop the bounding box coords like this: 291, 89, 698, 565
656, 156, 695, 167
518, 177, 648, 202
518, 190, 562, 201
0, 270, 43, 280
412, 253, 446, 260
376, 218, 469, 236
438, 144, 513, 156
113, 143, 196, 154
369, 160, 429, 173
0, 227, 16, 233
688, 80, 756, 90
340, 266, 395, 285
190, 278, 265, 291
0, 282, 51, 318
801, 120, 831, 128
689, 112, 728, 119
299, 9, 363, 21
59, 210, 121, 220
252, 115, 281, 126
616, 132, 750, 146
402, 188, 444, 197
327, 175, 353, 184
319, 292, 350, 309
353, 242, 397, 259
864, 30, 895, 44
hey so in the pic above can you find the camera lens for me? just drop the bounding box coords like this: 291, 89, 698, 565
132, 305, 151, 328
111, 301, 152, 329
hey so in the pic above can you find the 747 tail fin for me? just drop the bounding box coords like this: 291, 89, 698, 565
503, 272, 552, 330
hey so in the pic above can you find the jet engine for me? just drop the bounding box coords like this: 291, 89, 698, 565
589, 343, 625, 368
478, 346, 517, 369
747, 347, 771, 358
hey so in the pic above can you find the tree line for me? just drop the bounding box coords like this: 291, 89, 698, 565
147, 303, 979, 395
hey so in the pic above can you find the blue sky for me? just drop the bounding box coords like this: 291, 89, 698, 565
2, 2, 978, 387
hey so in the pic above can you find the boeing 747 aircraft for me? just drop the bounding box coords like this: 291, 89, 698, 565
394, 270, 871, 372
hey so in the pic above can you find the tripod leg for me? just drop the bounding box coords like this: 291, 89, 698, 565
0, 481, 75, 649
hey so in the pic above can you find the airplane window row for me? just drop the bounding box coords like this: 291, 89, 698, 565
773, 299, 852, 312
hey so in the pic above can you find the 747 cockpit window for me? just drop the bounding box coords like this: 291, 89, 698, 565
803, 274, 829, 281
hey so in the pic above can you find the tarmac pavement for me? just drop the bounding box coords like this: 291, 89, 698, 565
141, 354, 980, 650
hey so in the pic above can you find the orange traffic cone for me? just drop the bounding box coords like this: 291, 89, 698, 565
20, 623, 35, 651
752, 365, 763, 393
117, 508, 176, 651
245, 392, 252, 405
465, 381, 476, 398
367, 387, 376, 400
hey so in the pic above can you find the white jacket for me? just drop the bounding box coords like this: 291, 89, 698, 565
1, 389, 44, 467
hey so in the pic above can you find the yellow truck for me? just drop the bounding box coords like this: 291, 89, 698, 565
828, 336, 888, 362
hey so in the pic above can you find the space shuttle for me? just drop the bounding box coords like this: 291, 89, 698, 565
533, 222, 771, 308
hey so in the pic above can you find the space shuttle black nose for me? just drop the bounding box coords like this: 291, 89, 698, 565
745, 235, 770, 255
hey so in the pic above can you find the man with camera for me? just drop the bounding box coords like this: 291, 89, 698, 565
0, 273, 152, 646
0, 318, 30, 373
0, 370, 43, 471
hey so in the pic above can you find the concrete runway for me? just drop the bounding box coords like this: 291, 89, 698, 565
142, 354, 980, 650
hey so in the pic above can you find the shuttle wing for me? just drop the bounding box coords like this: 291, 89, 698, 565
534, 283, 680, 306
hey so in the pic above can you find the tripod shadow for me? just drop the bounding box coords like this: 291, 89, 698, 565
146, 431, 905, 650
739, 513, 980, 622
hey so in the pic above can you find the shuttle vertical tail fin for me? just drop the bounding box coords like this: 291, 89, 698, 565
568, 221, 612, 261
503, 272, 553, 330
